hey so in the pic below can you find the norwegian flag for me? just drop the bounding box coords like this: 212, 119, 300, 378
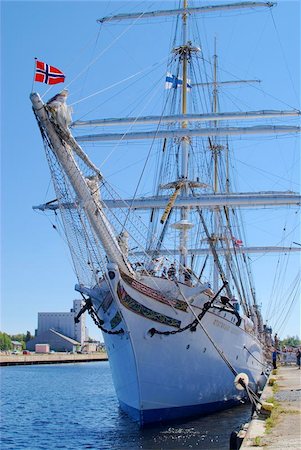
35, 60, 65, 85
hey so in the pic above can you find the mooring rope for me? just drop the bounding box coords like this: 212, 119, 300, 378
243, 345, 268, 368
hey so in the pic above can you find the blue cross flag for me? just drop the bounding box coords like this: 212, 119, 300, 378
165, 72, 191, 90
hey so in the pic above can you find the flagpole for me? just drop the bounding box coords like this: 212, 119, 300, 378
31, 57, 37, 92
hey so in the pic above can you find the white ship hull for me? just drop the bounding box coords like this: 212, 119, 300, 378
79, 267, 265, 426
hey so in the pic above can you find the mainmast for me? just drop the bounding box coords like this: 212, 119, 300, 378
212, 38, 220, 291
213, 38, 219, 193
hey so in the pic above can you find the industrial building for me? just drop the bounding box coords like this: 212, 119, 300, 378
27, 300, 88, 352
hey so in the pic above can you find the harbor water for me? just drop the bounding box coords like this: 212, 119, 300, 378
1, 361, 252, 449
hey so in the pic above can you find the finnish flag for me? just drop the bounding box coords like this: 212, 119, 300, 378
165, 72, 191, 90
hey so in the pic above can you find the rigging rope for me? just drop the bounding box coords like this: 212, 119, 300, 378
78, 26, 102, 101
65, 12, 146, 93
201, 55, 298, 110
69, 55, 169, 107
269, 9, 299, 103
273, 271, 301, 334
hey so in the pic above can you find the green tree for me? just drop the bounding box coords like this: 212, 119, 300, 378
0, 332, 12, 351
281, 335, 301, 347
25, 330, 33, 342
10, 334, 25, 350
10, 333, 26, 342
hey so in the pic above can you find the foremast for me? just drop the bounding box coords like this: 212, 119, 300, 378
173, 1, 230, 291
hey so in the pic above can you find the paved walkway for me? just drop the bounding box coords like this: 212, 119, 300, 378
241, 365, 301, 449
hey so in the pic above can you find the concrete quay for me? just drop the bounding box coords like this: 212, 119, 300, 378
0, 352, 108, 366
241, 365, 301, 449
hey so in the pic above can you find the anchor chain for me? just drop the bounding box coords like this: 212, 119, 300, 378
148, 281, 230, 337
76, 296, 124, 335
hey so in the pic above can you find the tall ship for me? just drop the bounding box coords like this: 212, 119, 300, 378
31, 1, 300, 426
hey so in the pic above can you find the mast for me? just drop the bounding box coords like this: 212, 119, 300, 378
213, 38, 220, 194
182, 0, 188, 120
211, 41, 232, 293
179, 0, 190, 271
212, 38, 220, 291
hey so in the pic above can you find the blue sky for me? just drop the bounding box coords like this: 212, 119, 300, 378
1, 0, 300, 339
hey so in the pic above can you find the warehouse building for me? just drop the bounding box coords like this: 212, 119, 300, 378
26, 300, 88, 352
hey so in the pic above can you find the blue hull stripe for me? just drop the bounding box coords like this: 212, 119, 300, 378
119, 398, 241, 427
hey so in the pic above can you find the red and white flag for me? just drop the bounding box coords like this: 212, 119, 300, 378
232, 237, 243, 247
35, 60, 65, 85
